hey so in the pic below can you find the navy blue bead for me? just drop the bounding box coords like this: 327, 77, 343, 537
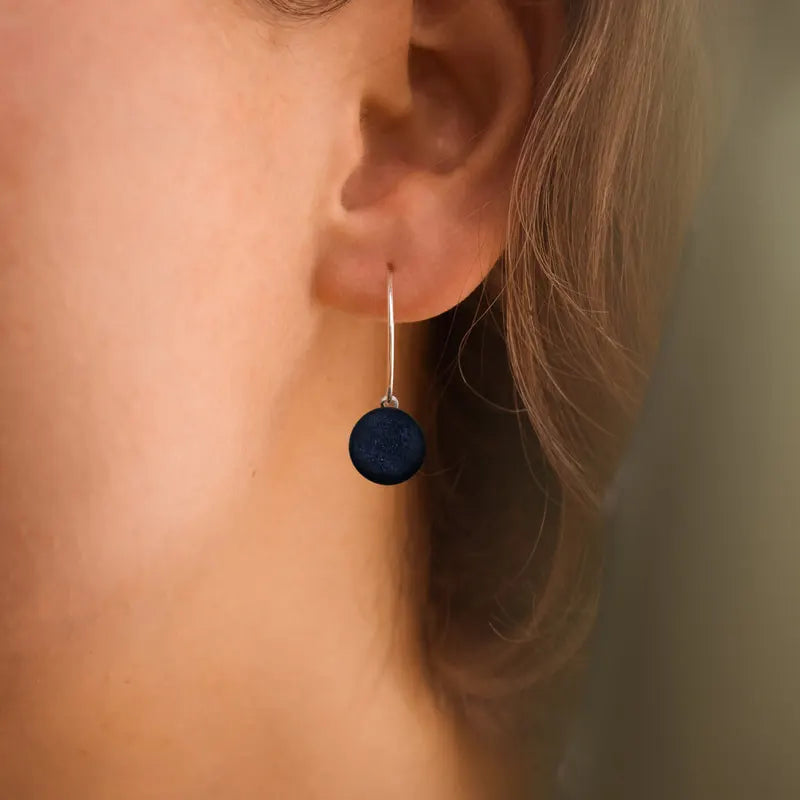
349, 407, 426, 486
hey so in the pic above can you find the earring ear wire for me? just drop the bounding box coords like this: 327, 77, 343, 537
380, 266, 399, 410
348, 264, 426, 486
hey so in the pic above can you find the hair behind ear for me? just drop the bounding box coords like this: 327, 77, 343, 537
420, 0, 711, 789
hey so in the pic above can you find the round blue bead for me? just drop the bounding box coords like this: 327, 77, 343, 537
348, 407, 426, 486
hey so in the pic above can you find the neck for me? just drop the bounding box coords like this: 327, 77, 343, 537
4, 307, 511, 797
183, 307, 505, 797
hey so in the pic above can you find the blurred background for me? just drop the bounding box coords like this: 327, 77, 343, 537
557, 3, 800, 798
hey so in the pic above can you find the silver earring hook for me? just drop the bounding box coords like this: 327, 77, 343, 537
381, 266, 400, 409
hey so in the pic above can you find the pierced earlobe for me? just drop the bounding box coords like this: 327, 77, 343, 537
348, 265, 426, 486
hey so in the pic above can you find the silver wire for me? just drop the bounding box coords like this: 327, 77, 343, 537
381, 267, 399, 409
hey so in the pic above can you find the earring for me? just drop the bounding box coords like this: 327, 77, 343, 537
348, 266, 426, 486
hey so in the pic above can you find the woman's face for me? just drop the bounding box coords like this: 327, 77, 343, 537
0, 1, 555, 793
0, 0, 408, 622
0, 0, 545, 619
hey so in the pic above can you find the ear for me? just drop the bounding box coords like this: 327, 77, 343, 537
313, 0, 566, 323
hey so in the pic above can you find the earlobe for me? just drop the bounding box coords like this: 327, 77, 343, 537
312, 0, 564, 323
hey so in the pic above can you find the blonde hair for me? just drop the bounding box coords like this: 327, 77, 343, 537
420, 0, 711, 772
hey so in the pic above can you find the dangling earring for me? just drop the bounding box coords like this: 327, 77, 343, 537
348, 265, 426, 486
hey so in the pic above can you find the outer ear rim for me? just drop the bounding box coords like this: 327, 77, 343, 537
312, 0, 566, 324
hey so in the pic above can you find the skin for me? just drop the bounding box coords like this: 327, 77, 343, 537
0, 1, 562, 796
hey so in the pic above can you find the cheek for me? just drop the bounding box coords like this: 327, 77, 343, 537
0, 2, 329, 619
